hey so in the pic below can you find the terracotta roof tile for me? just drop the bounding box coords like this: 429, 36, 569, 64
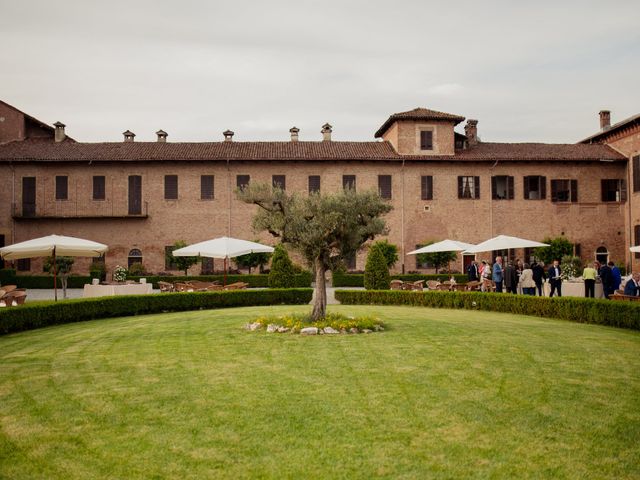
375, 107, 466, 137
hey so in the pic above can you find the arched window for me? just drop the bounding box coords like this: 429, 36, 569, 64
595, 246, 608, 265
128, 248, 142, 268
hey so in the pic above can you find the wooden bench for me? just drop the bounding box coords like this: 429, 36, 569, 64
610, 293, 640, 302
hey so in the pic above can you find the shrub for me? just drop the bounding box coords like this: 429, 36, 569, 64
269, 244, 296, 288
0, 288, 314, 335
251, 312, 384, 333
0, 269, 17, 285
369, 240, 399, 268
113, 265, 128, 282
561, 255, 583, 280
333, 273, 467, 287
128, 262, 146, 277
535, 237, 574, 265
334, 290, 640, 331
364, 246, 390, 290
89, 262, 107, 281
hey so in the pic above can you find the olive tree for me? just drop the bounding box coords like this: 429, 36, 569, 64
43, 256, 74, 299
237, 184, 392, 320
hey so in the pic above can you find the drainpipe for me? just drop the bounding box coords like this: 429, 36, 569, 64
401, 157, 406, 274
227, 158, 231, 236
11, 163, 15, 244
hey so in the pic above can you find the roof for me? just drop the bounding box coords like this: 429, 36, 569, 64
578, 113, 640, 144
375, 107, 466, 138
0, 138, 625, 163
0, 100, 76, 143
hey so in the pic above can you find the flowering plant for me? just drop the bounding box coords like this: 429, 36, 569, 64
113, 265, 128, 282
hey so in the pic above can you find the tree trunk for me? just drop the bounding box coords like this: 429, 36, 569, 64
61, 275, 68, 300
311, 259, 327, 321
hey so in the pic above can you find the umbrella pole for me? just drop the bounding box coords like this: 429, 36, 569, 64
53, 247, 58, 302
224, 257, 227, 287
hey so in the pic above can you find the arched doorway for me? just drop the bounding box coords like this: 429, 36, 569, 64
128, 248, 143, 268
595, 246, 608, 265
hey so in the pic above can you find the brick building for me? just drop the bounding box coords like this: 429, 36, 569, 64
0, 100, 638, 276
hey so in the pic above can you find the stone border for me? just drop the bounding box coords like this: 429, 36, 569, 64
244, 323, 384, 335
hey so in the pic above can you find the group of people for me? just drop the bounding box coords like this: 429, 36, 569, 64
466, 257, 640, 299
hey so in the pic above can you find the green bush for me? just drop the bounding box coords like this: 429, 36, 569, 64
334, 290, 640, 331
269, 244, 296, 288
89, 262, 107, 281
364, 247, 390, 290
0, 269, 17, 285
333, 273, 467, 287
0, 289, 314, 336
128, 262, 146, 276
369, 240, 399, 268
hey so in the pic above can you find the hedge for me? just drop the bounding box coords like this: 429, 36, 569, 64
333, 273, 468, 288
0, 288, 314, 336
334, 290, 640, 331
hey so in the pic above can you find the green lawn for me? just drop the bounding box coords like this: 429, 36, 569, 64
0, 305, 639, 479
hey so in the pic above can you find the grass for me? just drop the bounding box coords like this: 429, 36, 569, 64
0, 305, 639, 479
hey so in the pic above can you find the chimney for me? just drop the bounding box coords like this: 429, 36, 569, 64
53, 121, 66, 143
156, 129, 168, 142
223, 129, 234, 142
123, 130, 136, 142
289, 126, 299, 142
599, 110, 611, 130
321, 123, 332, 141
464, 119, 478, 146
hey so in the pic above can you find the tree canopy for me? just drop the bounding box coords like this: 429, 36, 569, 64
237, 184, 392, 320
166, 240, 199, 275
415, 241, 458, 273
534, 237, 574, 265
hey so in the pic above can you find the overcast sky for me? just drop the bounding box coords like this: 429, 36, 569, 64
1, 0, 639, 143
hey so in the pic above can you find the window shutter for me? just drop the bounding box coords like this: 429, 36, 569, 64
570, 179, 578, 202
621, 179, 627, 202
93, 176, 105, 200
55, 176, 68, 200
308, 175, 320, 194
420, 131, 433, 150
236, 175, 250, 190
491, 176, 497, 200
164, 175, 178, 200
635, 225, 640, 259
551, 180, 558, 202
343, 175, 356, 191
540, 176, 547, 199
574, 243, 581, 257
523, 176, 530, 199
634, 156, 640, 192
426, 176, 433, 200
272, 175, 286, 190
378, 175, 392, 199
601, 179, 607, 202
474, 176, 480, 199
507, 176, 514, 199
201, 175, 214, 200
457, 177, 463, 198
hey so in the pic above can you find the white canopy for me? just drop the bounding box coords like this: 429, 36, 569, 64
172, 236, 274, 259
463, 235, 549, 254
630, 245, 640, 253
0, 234, 108, 260
407, 239, 476, 255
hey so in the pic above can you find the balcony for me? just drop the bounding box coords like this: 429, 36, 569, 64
12, 201, 149, 219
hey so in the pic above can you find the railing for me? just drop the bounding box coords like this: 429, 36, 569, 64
12, 201, 149, 219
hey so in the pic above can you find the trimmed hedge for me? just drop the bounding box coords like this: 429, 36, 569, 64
127, 273, 312, 289
333, 273, 468, 287
334, 290, 640, 331
0, 288, 313, 336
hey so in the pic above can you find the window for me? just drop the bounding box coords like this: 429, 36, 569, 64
595, 246, 608, 265
601, 179, 627, 202
343, 175, 356, 191
164, 175, 178, 200
272, 175, 286, 190
420, 131, 433, 150
93, 176, 106, 200
201, 257, 214, 274
128, 248, 142, 268
421, 176, 433, 200
458, 176, 480, 199
22, 177, 36, 217
17, 258, 31, 272
491, 176, 514, 200
635, 225, 640, 260
55, 176, 68, 200
345, 253, 356, 271
236, 175, 250, 190
165, 246, 178, 271
92, 254, 105, 265
550, 179, 578, 202
415, 245, 434, 269
201, 175, 214, 200
308, 175, 321, 194
128, 175, 142, 215
523, 176, 546, 200
378, 175, 392, 199
633, 155, 640, 192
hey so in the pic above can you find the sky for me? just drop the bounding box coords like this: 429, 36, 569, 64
1, 0, 639, 144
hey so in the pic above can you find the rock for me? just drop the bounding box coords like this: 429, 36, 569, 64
374, 325, 385, 332
323, 326, 340, 334
245, 322, 262, 331
362, 329, 373, 334
277, 326, 290, 333
340, 329, 347, 334
300, 327, 318, 335
266, 324, 278, 333
349, 327, 359, 334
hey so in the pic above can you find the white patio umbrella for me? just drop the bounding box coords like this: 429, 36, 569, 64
630, 245, 640, 253
407, 239, 476, 273
172, 236, 274, 285
0, 234, 109, 301
463, 235, 549, 254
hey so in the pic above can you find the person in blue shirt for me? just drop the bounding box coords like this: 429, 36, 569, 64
623, 273, 640, 296
492, 256, 504, 293
609, 261, 622, 291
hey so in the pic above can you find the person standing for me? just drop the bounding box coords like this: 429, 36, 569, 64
519, 263, 536, 295
582, 262, 598, 298
467, 261, 479, 282
599, 262, 614, 299
504, 261, 518, 294
610, 262, 622, 292
492, 256, 504, 293
548, 260, 562, 297
623, 272, 640, 296
532, 261, 546, 296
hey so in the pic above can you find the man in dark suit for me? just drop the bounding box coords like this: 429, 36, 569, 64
504, 261, 518, 294
467, 261, 479, 282
599, 262, 614, 299
548, 260, 562, 297
532, 261, 546, 296
623, 273, 640, 296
